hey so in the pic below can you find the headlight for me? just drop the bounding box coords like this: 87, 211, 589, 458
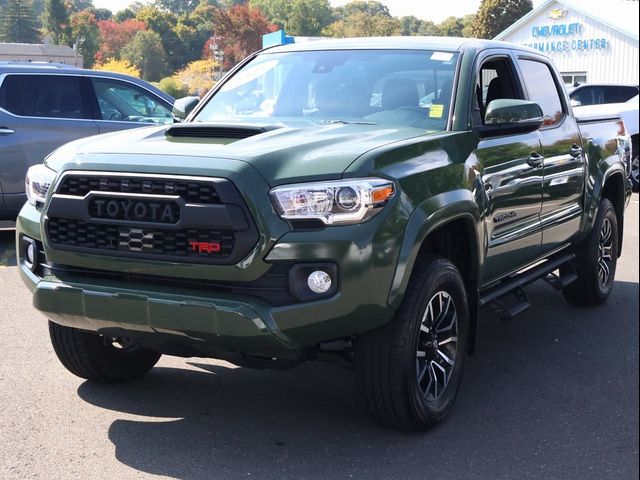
270, 178, 395, 225
25, 164, 57, 206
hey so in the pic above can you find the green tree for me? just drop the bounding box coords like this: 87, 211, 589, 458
70, 10, 99, 67
43, 0, 71, 44
121, 30, 168, 81
135, 6, 187, 72
437, 16, 464, 37
0, 0, 41, 43
339, 0, 390, 18
153, 0, 200, 15
323, 11, 400, 37
250, 0, 332, 36
91, 7, 112, 21
471, 0, 532, 39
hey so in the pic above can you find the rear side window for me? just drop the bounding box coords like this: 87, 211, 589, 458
0, 74, 87, 119
517, 59, 564, 127
603, 85, 639, 103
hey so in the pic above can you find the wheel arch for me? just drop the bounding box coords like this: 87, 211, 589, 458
387, 190, 483, 353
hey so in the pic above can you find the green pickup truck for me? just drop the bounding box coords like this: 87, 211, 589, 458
17, 37, 631, 431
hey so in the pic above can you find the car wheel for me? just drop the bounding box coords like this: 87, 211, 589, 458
630, 155, 639, 192
563, 198, 618, 306
49, 321, 161, 383
355, 256, 469, 431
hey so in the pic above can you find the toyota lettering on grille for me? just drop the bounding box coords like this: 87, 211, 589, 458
90, 198, 178, 223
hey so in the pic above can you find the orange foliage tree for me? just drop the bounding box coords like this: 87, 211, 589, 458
212, 5, 277, 68
95, 19, 147, 64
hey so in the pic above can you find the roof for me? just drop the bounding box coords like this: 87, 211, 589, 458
494, 0, 639, 41
265, 36, 541, 54
0, 42, 76, 56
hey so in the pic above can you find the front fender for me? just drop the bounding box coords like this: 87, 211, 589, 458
387, 189, 483, 309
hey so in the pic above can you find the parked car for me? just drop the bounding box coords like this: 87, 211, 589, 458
574, 94, 639, 190
17, 38, 631, 431
567, 83, 639, 107
0, 62, 175, 224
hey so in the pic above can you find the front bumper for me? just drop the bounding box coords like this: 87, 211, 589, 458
17, 196, 401, 358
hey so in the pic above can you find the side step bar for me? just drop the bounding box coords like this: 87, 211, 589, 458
479, 252, 576, 319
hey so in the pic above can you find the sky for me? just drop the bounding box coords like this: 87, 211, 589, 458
93, 0, 546, 24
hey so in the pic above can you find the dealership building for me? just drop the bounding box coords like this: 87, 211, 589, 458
494, 0, 639, 86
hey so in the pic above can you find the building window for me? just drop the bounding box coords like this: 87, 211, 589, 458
561, 72, 587, 87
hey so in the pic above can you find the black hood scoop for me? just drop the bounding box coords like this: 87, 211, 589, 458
165, 123, 283, 139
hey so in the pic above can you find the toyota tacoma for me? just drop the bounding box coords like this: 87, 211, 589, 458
16, 38, 632, 431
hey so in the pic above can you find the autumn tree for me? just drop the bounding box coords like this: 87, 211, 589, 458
122, 29, 168, 81
93, 58, 140, 77
135, 6, 187, 72
43, 0, 71, 44
213, 4, 276, 67
0, 0, 41, 43
472, 0, 532, 39
153, 0, 200, 15
95, 19, 146, 63
69, 10, 99, 67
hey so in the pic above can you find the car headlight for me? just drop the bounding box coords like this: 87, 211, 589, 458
270, 178, 395, 225
25, 164, 57, 206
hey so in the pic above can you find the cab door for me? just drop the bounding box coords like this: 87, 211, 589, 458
470, 53, 544, 285
516, 57, 585, 250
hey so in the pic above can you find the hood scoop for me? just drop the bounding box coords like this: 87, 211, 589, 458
165, 123, 282, 139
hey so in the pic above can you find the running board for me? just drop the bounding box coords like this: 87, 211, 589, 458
488, 287, 530, 322
480, 252, 575, 308
0, 220, 16, 230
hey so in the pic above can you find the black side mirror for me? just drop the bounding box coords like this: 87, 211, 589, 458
172, 96, 200, 123
477, 99, 544, 138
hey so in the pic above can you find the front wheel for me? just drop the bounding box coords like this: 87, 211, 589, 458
49, 321, 161, 383
355, 256, 469, 431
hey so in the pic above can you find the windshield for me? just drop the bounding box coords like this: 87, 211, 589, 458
194, 49, 459, 131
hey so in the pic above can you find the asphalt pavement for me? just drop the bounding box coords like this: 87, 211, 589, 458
0, 196, 638, 480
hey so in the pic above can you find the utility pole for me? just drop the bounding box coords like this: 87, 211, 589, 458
209, 35, 224, 81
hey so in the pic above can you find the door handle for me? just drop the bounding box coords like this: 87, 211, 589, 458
569, 144, 583, 158
0, 127, 15, 135
527, 152, 544, 168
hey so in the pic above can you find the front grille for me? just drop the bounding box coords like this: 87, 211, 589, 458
48, 218, 234, 259
58, 175, 220, 204
46, 173, 259, 265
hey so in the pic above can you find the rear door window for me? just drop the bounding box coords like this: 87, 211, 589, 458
90, 78, 172, 124
603, 85, 639, 103
517, 59, 564, 127
0, 74, 88, 119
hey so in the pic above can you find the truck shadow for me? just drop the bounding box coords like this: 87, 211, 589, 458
76, 279, 639, 480
0, 231, 16, 267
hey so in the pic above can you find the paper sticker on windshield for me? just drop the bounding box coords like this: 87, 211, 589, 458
430, 52, 454, 62
429, 104, 444, 118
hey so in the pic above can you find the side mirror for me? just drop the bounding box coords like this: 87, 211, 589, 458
478, 99, 544, 138
172, 96, 200, 122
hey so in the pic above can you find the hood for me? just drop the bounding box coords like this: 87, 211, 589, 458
45, 122, 430, 186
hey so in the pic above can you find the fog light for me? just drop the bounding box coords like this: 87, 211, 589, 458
26, 242, 35, 264
307, 270, 332, 294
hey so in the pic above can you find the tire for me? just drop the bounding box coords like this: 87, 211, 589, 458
355, 256, 469, 432
562, 198, 618, 306
630, 155, 639, 192
49, 321, 161, 383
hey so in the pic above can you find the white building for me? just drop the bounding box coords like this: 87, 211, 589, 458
0, 43, 81, 67
494, 0, 639, 86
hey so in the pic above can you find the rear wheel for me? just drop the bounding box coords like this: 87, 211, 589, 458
563, 198, 618, 306
630, 155, 639, 191
355, 256, 469, 431
49, 321, 161, 383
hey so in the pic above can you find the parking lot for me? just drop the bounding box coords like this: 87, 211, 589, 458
0, 195, 638, 480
